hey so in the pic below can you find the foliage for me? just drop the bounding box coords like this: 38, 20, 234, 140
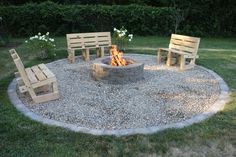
0, 16, 10, 46
0, 1, 235, 37
0, 2, 175, 37
25, 32, 56, 59
113, 26, 133, 50
0, 0, 162, 6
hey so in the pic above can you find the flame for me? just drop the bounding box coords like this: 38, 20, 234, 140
110, 45, 126, 66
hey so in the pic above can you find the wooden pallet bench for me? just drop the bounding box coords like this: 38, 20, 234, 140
157, 34, 200, 70
66, 32, 111, 63
10, 49, 59, 103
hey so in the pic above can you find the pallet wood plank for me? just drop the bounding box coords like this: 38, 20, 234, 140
38, 64, 55, 78
31, 66, 47, 81
25, 68, 38, 83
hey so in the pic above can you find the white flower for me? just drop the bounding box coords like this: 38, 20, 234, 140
25, 40, 28, 43
38, 32, 41, 36
49, 38, 54, 42
128, 39, 131, 42
113, 28, 117, 31
46, 32, 49, 35
128, 34, 133, 37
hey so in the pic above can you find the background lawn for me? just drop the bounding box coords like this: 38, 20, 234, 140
0, 36, 235, 156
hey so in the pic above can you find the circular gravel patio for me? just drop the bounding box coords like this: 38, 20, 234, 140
8, 54, 229, 136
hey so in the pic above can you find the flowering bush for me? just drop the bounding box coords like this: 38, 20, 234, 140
25, 32, 56, 59
113, 27, 133, 51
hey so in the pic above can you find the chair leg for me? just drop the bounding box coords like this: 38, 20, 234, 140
166, 51, 172, 66
189, 58, 196, 65
52, 81, 59, 93
82, 49, 86, 60
157, 49, 162, 64
100, 47, 105, 57
96, 47, 100, 57
180, 55, 185, 70
68, 49, 75, 63
85, 48, 90, 61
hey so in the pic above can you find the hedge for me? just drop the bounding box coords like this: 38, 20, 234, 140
0, 1, 235, 37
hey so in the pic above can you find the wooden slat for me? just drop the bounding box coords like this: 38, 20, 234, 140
169, 44, 196, 53
97, 37, 110, 41
98, 41, 110, 46
67, 32, 110, 38
25, 68, 38, 83
68, 38, 83, 43
171, 34, 200, 43
31, 66, 47, 81
170, 39, 197, 48
84, 42, 97, 47
38, 64, 55, 78
70, 43, 83, 48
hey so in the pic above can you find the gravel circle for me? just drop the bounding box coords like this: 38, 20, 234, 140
18, 54, 220, 130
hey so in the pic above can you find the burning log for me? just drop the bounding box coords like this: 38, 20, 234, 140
110, 45, 127, 66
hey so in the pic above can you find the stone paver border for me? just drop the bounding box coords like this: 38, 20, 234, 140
7, 58, 230, 136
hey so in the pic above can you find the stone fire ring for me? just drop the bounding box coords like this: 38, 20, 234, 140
7, 54, 229, 136
92, 57, 144, 84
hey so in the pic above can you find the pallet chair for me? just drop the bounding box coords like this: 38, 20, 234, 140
157, 34, 200, 70
9, 49, 59, 103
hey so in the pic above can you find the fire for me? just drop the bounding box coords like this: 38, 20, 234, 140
110, 45, 127, 66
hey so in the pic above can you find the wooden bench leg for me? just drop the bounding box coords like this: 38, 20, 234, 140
68, 49, 75, 63
157, 49, 162, 64
166, 51, 172, 66
100, 47, 105, 57
52, 81, 59, 93
85, 48, 90, 61
96, 47, 100, 57
82, 49, 86, 60
180, 55, 185, 70
189, 58, 196, 65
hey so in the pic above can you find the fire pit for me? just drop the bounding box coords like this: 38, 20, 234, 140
91, 45, 144, 84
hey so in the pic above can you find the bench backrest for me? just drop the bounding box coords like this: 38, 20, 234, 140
169, 34, 200, 56
66, 32, 111, 50
9, 49, 32, 88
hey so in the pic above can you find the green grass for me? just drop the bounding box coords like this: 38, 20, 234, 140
0, 36, 236, 156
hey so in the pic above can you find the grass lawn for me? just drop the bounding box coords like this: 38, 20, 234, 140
0, 36, 235, 157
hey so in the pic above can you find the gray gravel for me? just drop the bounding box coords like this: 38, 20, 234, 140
18, 54, 220, 130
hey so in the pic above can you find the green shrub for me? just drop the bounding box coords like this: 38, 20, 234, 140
0, 16, 9, 46
0, 1, 235, 37
0, 2, 175, 37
